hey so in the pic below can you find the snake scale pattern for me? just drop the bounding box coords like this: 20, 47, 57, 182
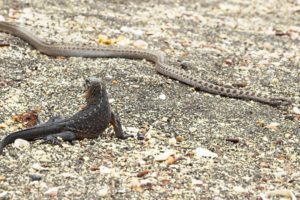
0, 21, 291, 106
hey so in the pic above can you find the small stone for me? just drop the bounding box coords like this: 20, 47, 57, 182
120, 26, 144, 36
154, 150, 175, 161
0, 123, 7, 129
262, 136, 269, 142
191, 179, 203, 186
175, 136, 184, 142
61, 173, 77, 178
108, 98, 115, 103
224, 59, 233, 66
111, 80, 118, 85
126, 127, 139, 135
161, 117, 168, 122
219, 3, 240, 12
168, 138, 177, 146
266, 122, 280, 131
257, 120, 265, 127
195, 147, 218, 158
189, 127, 197, 132
165, 155, 177, 165
140, 178, 155, 188
98, 35, 116, 45
260, 189, 297, 200
45, 187, 60, 197
131, 85, 140, 88
12, 138, 30, 149
97, 186, 109, 197
233, 186, 248, 193
31, 163, 44, 171
90, 165, 100, 171
146, 138, 156, 145
292, 107, 300, 115
0, 192, 8, 198
137, 133, 145, 140
225, 138, 240, 143
133, 40, 148, 49
137, 170, 150, 177
100, 166, 114, 174
29, 174, 42, 181
0, 175, 6, 181
159, 93, 166, 100
145, 128, 157, 140
116, 37, 131, 46
129, 179, 142, 191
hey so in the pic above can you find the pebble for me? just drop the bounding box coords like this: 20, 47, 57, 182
29, 174, 42, 181
133, 40, 148, 49
292, 107, 300, 114
233, 186, 248, 193
116, 37, 131, 46
45, 187, 60, 197
168, 138, 177, 146
120, 26, 144, 36
31, 163, 45, 171
266, 122, 280, 131
96, 186, 109, 197
159, 93, 166, 100
0, 192, 8, 198
154, 150, 175, 161
12, 138, 30, 149
191, 179, 203, 186
195, 147, 218, 158
100, 166, 114, 174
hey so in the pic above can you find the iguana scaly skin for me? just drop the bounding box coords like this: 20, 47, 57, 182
0, 77, 131, 154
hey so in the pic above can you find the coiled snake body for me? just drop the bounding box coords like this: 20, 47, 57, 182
0, 21, 291, 106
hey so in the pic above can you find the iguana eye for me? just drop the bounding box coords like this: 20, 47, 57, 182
85, 78, 91, 84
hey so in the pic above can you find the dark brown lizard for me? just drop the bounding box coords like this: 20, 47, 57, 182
0, 77, 132, 154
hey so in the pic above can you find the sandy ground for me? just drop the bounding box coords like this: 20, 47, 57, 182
0, 0, 299, 199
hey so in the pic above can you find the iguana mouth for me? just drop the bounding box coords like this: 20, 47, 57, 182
83, 77, 103, 99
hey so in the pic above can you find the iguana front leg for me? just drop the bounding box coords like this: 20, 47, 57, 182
110, 112, 133, 139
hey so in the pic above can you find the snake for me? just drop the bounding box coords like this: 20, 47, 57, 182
0, 21, 292, 106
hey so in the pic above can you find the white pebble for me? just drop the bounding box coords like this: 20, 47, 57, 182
154, 150, 175, 161
168, 138, 177, 146
195, 147, 218, 158
100, 166, 114, 174
97, 186, 109, 197
0, 15, 5, 22
292, 107, 300, 114
13, 139, 30, 149
45, 187, 60, 197
120, 26, 144, 36
191, 179, 203, 186
159, 93, 166, 100
133, 40, 148, 49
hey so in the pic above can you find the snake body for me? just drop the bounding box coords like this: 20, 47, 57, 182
0, 21, 291, 106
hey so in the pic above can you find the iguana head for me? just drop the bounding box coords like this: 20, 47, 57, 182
84, 77, 108, 104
